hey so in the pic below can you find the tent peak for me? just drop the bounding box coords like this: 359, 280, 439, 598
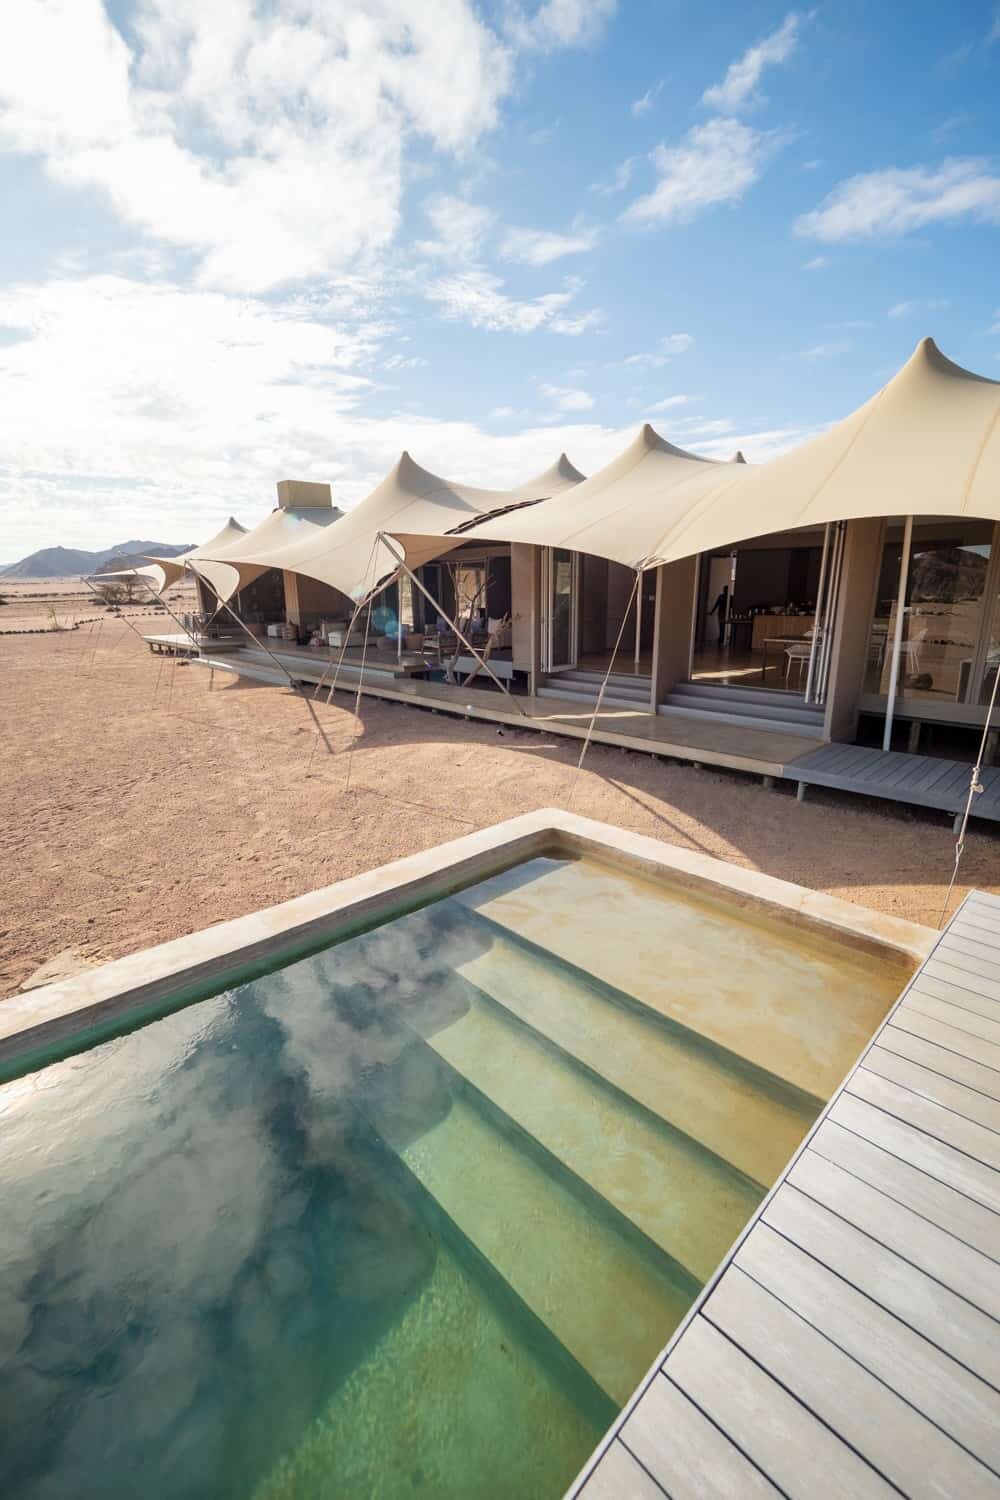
729, 450, 747, 464
636, 423, 713, 463
899, 335, 1000, 389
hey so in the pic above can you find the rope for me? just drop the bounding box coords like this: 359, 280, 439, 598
938, 658, 1000, 928
568, 570, 641, 804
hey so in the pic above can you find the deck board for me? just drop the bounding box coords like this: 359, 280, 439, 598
787, 744, 1000, 823
573, 892, 1000, 1499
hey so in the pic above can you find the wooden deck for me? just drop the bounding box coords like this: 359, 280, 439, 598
788, 743, 1000, 826
572, 890, 1000, 1499
193, 645, 823, 778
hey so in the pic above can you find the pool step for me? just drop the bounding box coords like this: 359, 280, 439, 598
452, 918, 818, 1189
454, 856, 898, 1102
412, 986, 762, 1281
365, 1054, 695, 1406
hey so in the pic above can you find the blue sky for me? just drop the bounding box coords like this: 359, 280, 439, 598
1, 0, 998, 560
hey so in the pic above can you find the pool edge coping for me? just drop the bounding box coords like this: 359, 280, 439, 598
0, 807, 935, 1071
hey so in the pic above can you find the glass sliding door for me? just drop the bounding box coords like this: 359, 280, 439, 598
542, 547, 579, 672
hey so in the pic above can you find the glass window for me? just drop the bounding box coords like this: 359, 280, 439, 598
864, 519, 994, 703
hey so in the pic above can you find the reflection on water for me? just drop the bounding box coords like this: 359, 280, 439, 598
0, 896, 605, 1500
0, 854, 902, 1499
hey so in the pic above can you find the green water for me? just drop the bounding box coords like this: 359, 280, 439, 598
0, 854, 898, 1498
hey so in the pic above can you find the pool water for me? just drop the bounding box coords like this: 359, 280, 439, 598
0, 855, 906, 1499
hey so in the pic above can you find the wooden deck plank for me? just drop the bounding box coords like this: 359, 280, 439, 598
705, 1265, 997, 1498
877, 1023, 1000, 1103
863, 1044, 1000, 1132
950, 916, 1000, 953
666, 1316, 894, 1499
846, 1068, 1000, 1170
736, 1223, 1000, 1473
788, 1148, 1000, 1320
923, 954, 1000, 1004
809, 1119, 1000, 1262
888, 1007, 1000, 1072
905, 988, 1000, 1046
580, 1440, 667, 1499
940, 932, 1000, 974
829, 1092, 1000, 1213
909, 972, 1000, 1025
763, 1185, 1000, 1389
620, 1374, 779, 1499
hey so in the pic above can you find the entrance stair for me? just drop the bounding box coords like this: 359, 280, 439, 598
660, 680, 826, 739
538, 668, 651, 712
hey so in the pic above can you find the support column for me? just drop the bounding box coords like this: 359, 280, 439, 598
822, 518, 884, 743
650, 556, 699, 711
511, 543, 542, 696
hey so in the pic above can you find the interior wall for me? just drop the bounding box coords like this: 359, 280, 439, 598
580, 555, 609, 655
606, 563, 634, 651
283, 572, 353, 627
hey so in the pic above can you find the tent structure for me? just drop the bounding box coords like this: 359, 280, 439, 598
142, 518, 250, 595
191, 452, 585, 604
179, 499, 344, 605
448, 339, 1000, 571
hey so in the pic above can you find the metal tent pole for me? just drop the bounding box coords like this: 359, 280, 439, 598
803, 524, 831, 704
186, 565, 298, 689
376, 534, 528, 715
882, 514, 913, 752
633, 583, 643, 671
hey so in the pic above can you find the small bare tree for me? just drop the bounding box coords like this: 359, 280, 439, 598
93, 577, 139, 605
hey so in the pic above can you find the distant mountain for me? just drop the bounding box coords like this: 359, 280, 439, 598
0, 539, 194, 580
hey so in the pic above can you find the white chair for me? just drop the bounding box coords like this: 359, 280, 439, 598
784, 642, 812, 685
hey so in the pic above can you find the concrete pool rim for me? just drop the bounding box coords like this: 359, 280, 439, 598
0, 808, 935, 1080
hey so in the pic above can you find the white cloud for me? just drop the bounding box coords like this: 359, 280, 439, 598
491, 405, 515, 417
590, 158, 635, 195
701, 13, 802, 113
424, 269, 596, 334
383, 353, 428, 369
506, 0, 618, 51
500, 223, 599, 265
0, 272, 647, 555
796, 159, 1000, 241
1, 1, 608, 293
623, 333, 695, 368
989, 8, 1000, 44
803, 255, 829, 270
887, 298, 949, 319
624, 118, 775, 224
631, 81, 664, 118
645, 394, 694, 412
539, 382, 594, 411
418, 194, 495, 261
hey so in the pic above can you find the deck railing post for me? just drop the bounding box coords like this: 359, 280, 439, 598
882, 514, 914, 752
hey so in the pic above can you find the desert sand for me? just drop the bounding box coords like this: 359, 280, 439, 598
1, 616, 997, 998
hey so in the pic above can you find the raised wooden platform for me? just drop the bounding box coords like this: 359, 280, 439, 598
789, 743, 1000, 825
194, 646, 823, 778
571, 890, 1000, 1499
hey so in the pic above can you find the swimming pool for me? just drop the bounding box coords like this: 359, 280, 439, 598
0, 822, 918, 1499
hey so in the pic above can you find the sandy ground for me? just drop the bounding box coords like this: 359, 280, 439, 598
0, 577, 195, 633
2, 617, 998, 998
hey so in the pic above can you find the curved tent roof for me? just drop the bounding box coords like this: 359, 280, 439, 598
639, 337, 1000, 570
194, 452, 585, 603
457, 424, 737, 567
185, 502, 344, 604
143, 518, 249, 594
459, 338, 1000, 572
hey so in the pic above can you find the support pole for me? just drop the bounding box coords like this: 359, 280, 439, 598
82, 576, 157, 653
376, 534, 528, 715
815, 521, 845, 705
187, 566, 298, 689
882, 514, 913, 752
804, 523, 831, 704
633, 582, 643, 671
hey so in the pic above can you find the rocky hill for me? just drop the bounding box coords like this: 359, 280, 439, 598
0, 539, 193, 580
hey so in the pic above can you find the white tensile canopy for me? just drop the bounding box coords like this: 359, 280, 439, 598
142, 518, 250, 595
407, 339, 1000, 571
180, 501, 344, 605
191, 452, 586, 604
